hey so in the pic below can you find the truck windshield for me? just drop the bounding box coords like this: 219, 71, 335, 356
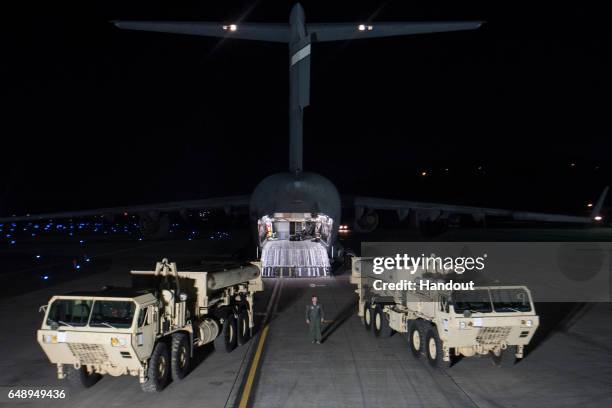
47, 299, 93, 327
452, 289, 493, 313
490, 288, 532, 312
89, 300, 136, 329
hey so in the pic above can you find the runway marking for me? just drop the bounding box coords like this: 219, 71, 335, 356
238, 324, 270, 408
237, 278, 282, 408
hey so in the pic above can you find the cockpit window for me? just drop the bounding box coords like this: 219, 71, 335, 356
89, 300, 136, 329
47, 299, 93, 327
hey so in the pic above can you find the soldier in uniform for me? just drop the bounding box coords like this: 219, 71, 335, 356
305, 295, 324, 344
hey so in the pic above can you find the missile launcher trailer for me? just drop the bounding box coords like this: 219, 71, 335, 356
351, 257, 539, 367
37, 259, 263, 392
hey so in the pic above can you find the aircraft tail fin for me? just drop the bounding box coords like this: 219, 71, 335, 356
112, 21, 290, 43
113, 15, 484, 175
591, 186, 609, 219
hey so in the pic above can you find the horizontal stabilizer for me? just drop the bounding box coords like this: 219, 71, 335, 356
112, 21, 290, 42
307, 21, 483, 42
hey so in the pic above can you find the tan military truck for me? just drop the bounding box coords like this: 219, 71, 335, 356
351, 257, 539, 367
37, 258, 263, 392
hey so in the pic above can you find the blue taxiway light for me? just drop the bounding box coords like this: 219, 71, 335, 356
36, 255, 41, 259
10, 240, 16, 244
75, 264, 81, 270
42, 275, 49, 280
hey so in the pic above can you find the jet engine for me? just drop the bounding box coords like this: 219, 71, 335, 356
418, 218, 449, 237
138, 212, 171, 238
353, 207, 379, 233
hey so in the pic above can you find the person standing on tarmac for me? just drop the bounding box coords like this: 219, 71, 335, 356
305, 295, 324, 344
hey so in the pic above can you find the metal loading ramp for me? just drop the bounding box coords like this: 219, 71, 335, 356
261, 240, 330, 277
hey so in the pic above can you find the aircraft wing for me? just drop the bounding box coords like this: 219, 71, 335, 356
0, 195, 251, 223
352, 186, 608, 224
112, 21, 290, 42
307, 21, 484, 42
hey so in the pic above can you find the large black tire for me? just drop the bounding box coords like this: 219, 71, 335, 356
491, 345, 517, 367
65, 365, 102, 389
408, 321, 423, 358
215, 314, 237, 353
237, 309, 251, 345
373, 304, 393, 338
363, 302, 372, 331
141, 342, 170, 392
425, 327, 452, 368
170, 333, 190, 380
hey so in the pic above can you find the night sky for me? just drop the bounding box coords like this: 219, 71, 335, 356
1, 1, 610, 216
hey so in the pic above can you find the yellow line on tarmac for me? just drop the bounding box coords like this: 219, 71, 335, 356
238, 324, 270, 408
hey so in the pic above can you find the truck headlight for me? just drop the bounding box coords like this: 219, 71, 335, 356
110, 337, 128, 347
459, 321, 466, 329
521, 319, 533, 327
43, 334, 57, 344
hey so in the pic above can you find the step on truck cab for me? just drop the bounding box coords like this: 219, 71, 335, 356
351, 257, 539, 367
37, 258, 263, 392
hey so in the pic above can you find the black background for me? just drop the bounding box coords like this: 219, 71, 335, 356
1, 0, 609, 216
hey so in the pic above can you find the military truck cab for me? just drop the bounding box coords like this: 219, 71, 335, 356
38, 289, 161, 387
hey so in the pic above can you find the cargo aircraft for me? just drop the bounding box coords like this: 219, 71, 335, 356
1, 4, 607, 276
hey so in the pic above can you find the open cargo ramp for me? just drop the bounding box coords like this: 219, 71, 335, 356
260, 240, 330, 277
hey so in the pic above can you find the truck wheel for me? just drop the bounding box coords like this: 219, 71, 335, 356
373, 304, 393, 337
491, 345, 517, 367
215, 315, 238, 353
425, 327, 451, 368
409, 322, 423, 358
65, 365, 102, 389
363, 302, 372, 331
237, 309, 251, 345
171, 333, 190, 380
141, 342, 170, 392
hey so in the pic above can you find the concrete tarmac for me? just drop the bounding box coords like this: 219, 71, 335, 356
249, 275, 612, 408
1, 230, 612, 407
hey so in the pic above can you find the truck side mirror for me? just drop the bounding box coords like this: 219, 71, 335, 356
38, 305, 48, 314
439, 296, 449, 313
